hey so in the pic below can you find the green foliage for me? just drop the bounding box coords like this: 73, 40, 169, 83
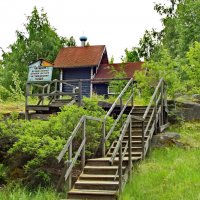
135, 48, 184, 99
0, 86, 11, 101
0, 98, 115, 187
182, 42, 200, 94
108, 63, 128, 95
1, 7, 75, 92
122, 47, 141, 62
121, 121, 200, 200
0, 164, 7, 185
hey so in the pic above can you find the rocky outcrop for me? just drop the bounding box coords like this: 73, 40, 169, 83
168, 100, 200, 122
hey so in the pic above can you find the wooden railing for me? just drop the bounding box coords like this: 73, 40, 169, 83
57, 78, 168, 194
109, 78, 168, 193
25, 79, 80, 107
101, 78, 134, 156
56, 78, 135, 191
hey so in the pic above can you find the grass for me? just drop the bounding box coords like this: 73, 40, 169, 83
0, 183, 62, 200
121, 121, 200, 200
0, 101, 25, 114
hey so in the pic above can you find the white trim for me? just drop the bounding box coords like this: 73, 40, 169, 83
108, 85, 116, 95
90, 67, 93, 97
59, 69, 63, 92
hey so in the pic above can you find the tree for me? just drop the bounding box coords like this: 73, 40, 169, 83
123, 29, 163, 62
1, 7, 76, 92
132, 0, 200, 98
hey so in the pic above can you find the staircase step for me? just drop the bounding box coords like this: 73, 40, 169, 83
108, 147, 143, 154
74, 180, 119, 190
111, 141, 144, 148
68, 189, 117, 200
106, 152, 142, 158
83, 166, 125, 175
79, 174, 119, 181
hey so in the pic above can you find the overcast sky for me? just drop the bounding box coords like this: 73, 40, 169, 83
0, 0, 168, 62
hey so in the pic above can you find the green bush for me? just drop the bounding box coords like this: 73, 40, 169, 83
0, 97, 116, 187
0, 86, 11, 101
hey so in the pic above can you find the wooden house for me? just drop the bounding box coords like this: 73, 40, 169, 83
53, 37, 143, 97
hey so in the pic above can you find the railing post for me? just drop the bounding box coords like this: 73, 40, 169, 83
154, 98, 157, 135
101, 121, 106, 157
120, 97, 123, 126
81, 118, 86, 169
131, 80, 134, 107
78, 80, 82, 106
25, 83, 30, 120
67, 143, 72, 191
161, 80, 164, 126
119, 144, 122, 194
164, 83, 168, 124
142, 120, 145, 160
42, 86, 45, 105
128, 118, 132, 177
54, 81, 58, 100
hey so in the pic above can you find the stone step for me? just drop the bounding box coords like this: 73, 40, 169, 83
74, 180, 119, 190
68, 189, 117, 200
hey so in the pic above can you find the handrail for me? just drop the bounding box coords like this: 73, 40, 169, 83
109, 115, 131, 164
143, 78, 163, 120
101, 78, 134, 156
104, 78, 133, 118
108, 78, 167, 193
57, 116, 85, 163
105, 93, 133, 141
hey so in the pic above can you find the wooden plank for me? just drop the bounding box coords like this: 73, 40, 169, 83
26, 105, 50, 111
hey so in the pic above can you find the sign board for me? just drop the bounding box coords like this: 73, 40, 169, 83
28, 61, 53, 82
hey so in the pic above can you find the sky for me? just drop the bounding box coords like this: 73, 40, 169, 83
0, 0, 168, 62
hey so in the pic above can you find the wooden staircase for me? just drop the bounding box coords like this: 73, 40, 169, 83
57, 78, 169, 200
67, 107, 151, 200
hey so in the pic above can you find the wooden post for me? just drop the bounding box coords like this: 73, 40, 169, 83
67, 143, 72, 191
131, 80, 134, 107
54, 81, 58, 100
120, 97, 123, 126
128, 119, 132, 177
25, 83, 30, 120
154, 98, 157, 135
161, 81, 164, 126
78, 80, 82, 106
81, 118, 86, 169
101, 121, 106, 157
119, 144, 122, 194
142, 120, 145, 160
164, 83, 168, 124
42, 86, 45, 105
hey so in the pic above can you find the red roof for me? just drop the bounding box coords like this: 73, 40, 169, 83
54, 45, 107, 68
93, 62, 143, 82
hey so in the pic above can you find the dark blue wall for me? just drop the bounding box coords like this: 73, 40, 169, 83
93, 83, 108, 97
63, 67, 91, 97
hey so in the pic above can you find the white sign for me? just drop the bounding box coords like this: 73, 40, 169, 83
28, 61, 53, 82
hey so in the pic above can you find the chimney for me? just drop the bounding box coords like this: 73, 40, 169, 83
80, 36, 87, 47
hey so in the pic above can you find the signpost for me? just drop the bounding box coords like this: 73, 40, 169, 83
28, 60, 53, 82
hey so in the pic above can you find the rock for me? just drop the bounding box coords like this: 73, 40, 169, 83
152, 132, 181, 148
168, 100, 200, 122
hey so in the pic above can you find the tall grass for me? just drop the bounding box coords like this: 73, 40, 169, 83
0, 184, 62, 200
121, 121, 200, 200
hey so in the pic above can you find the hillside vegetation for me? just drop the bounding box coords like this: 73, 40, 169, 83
121, 121, 200, 200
